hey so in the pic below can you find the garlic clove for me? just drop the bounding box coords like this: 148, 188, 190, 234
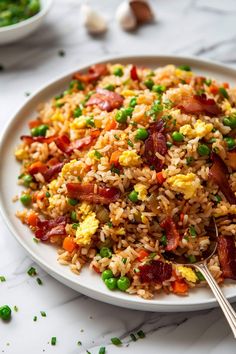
81, 4, 107, 35
129, 0, 154, 24
115, 1, 137, 31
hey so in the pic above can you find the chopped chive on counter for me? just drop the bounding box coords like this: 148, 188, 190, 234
178, 64, 191, 71
51, 337, 57, 346
58, 49, 65, 57
196, 271, 205, 281
188, 255, 197, 263
27, 267, 37, 277
33, 316, 37, 322
189, 225, 197, 237
33, 237, 39, 243
130, 333, 137, 342
111, 337, 122, 346
13, 306, 18, 312
99, 347, 106, 354
137, 330, 145, 339
219, 87, 229, 99
77, 341, 82, 346
40, 311, 47, 317
0, 276, 6, 282
127, 139, 134, 147
36, 278, 43, 285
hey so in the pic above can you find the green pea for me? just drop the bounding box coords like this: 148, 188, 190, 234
102, 269, 113, 281
219, 87, 229, 99
100, 247, 112, 258
68, 198, 78, 206
85, 117, 95, 127
105, 277, 117, 290
197, 144, 210, 156
223, 116, 236, 129
152, 84, 166, 93
129, 97, 137, 107
113, 67, 123, 77
144, 79, 154, 90
128, 190, 138, 203
0, 305, 11, 321
22, 174, 33, 187
172, 131, 184, 142
37, 125, 49, 137
104, 84, 115, 91
70, 211, 77, 222
73, 107, 82, 118
135, 128, 149, 141
117, 276, 130, 291
20, 194, 31, 206
31, 127, 39, 137
224, 137, 236, 150
115, 108, 133, 124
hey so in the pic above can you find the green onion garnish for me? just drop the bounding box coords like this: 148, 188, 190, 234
27, 267, 37, 277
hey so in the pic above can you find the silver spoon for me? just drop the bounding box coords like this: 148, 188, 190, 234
164, 218, 236, 338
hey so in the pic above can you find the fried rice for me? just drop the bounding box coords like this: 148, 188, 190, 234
15, 63, 236, 299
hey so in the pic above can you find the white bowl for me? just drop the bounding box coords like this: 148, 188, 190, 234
0, 55, 236, 312
0, 0, 53, 45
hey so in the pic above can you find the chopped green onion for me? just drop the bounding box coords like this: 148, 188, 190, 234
36, 278, 43, 285
130, 333, 137, 342
144, 79, 154, 90
149, 252, 157, 259
111, 337, 122, 346
0, 276, 6, 282
137, 330, 145, 339
27, 267, 37, 277
77, 341, 82, 346
166, 141, 173, 149
86, 117, 95, 127
205, 79, 212, 86
72, 223, 80, 230
219, 87, 229, 99
104, 84, 115, 91
213, 194, 222, 204
94, 150, 102, 159
186, 156, 194, 165
110, 165, 120, 175
73, 107, 82, 118
33, 237, 39, 244
33, 316, 37, 322
106, 221, 113, 228
178, 64, 191, 71
40, 311, 46, 317
127, 139, 134, 147
129, 97, 137, 107
189, 225, 197, 237
51, 337, 57, 346
45, 191, 50, 198
68, 198, 78, 206
196, 271, 205, 281
160, 234, 167, 246
122, 257, 127, 264
114, 134, 120, 140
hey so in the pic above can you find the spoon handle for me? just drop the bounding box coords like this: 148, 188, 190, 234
195, 263, 236, 338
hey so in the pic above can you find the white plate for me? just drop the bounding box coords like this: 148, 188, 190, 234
0, 55, 236, 312
0, 0, 52, 45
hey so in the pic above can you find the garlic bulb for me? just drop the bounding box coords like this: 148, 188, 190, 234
81, 4, 107, 35
115, 1, 137, 31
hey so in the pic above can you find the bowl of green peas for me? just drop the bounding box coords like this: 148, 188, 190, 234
0, 0, 53, 44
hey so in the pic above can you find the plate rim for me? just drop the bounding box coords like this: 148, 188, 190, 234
1, 54, 236, 312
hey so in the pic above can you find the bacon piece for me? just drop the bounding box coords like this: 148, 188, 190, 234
218, 236, 236, 280
226, 148, 236, 171
28, 161, 63, 181
35, 216, 67, 241
209, 152, 236, 204
43, 162, 64, 182
28, 161, 48, 175
86, 88, 124, 112
177, 94, 221, 117
55, 135, 94, 155
160, 216, 180, 251
21, 135, 56, 145
66, 183, 120, 204
139, 260, 172, 283
144, 120, 167, 171
73, 64, 108, 84
130, 65, 139, 81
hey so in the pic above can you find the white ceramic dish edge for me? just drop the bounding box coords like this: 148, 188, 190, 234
0, 55, 236, 312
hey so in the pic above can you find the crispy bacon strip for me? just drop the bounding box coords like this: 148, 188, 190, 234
55, 135, 94, 155
177, 94, 221, 117
130, 65, 139, 81
43, 162, 64, 182
73, 64, 108, 84
226, 148, 236, 171
218, 236, 236, 280
144, 120, 167, 171
28, 161, 64, 182
35, 216, 67, 241
66, 183, 120, 204
21, 135, 56, 145
86, 88, 124, 112
139, 260, 172, 283
160, 216, 180, 251
209, 152, 236, 204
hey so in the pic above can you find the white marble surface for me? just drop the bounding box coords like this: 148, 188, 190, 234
1, 0, 236, 353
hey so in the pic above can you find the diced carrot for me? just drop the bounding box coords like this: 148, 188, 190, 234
27, 211, 38, 227
137, 249, 149, 262
28, 120, 41, 129
223, 82, 229, 89
63, 236, 77, 253
47, 157, 59, 166
110, 151, 122, 166
28, 161, 47, 175
180, 213, 184, 222
172, 280, 188, 294
36, 191, 45, 201
90, 129, 100, 138
104, 119, 117, 131
156, 171, 165, 184
209, 84, 219, 95
93, 265, 101, 274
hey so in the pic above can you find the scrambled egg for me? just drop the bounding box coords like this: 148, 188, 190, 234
180, 120, 213, 139
87, 150, 101, 161
134, 183, 148, 201
177, 266, 197, 283
175, 68, 193, 79
70, 116, 87, 130
75, 212, 99, 246
167, 173, 200, 199
15, 148, 28, 160
79, 202, 92, 216
61, 159, 83, 177
119, 150, 141, 167
51, 109, 64, 122
121, 90, 135, 97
